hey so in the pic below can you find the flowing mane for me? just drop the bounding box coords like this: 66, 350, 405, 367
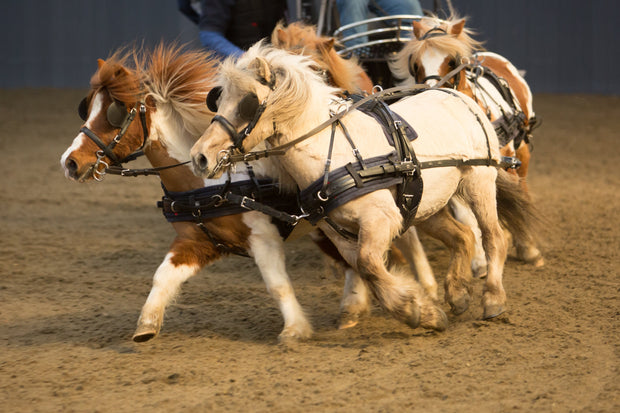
390, 14, 485, 81
219, 41, 341, 128
88, 44, 219, 139
89, 48, 141, 104
271, 21, 370, 93
139, 43, 219, 138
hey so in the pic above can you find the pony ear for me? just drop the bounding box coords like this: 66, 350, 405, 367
450, 19, 466, 36
321, 38, 336, 51
412, 20, 424, 40
97, 59, 105, 68
249, 57, 275, 88
275, 28, 287, 45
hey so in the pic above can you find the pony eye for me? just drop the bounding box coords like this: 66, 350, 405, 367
448, 59, 457, 69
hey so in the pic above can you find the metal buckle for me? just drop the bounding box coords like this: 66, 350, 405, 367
92, 151, 109, 181
239, 196, 251, 210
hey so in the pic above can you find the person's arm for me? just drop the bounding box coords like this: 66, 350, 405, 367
177, 0, 200, 24
198, 30, 243, 58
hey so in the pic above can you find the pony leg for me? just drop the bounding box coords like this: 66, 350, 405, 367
449, 198, 488, 278
338, 268, 371, 329
243, 212, 312, 342
514, 143, 544, 267
134, 229, 218, 342
461, 169, 508, 319
392, 227, 438, 301
352, 207, 446, 331
417, 207, 476, 315
306, 229, 370, 329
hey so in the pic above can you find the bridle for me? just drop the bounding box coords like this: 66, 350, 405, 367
409, 26, 463, 89
206, 74, 276, 154
78, 95, 149, 180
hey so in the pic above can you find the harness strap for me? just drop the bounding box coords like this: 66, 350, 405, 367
225, 193, 303, 225
224, 84, 431, 166
106, 161, 191, 177
196, 222, 251, 258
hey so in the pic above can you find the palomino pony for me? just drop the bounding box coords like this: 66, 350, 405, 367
60, 44, 354, 343
271, 20, 439, 319
390, 15, 543, 271
190, 43, 537, 323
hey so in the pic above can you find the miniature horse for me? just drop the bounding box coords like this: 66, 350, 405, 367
271, 21, 440, 319
390, 15, 543, 271
191, 43, 538, 323
59, 44, 353, 343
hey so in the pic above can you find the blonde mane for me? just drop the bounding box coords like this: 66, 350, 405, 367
139, 43, 219, 138
391, 14, 485, 81
219, 41, 341, 129
271, 21, 368, 94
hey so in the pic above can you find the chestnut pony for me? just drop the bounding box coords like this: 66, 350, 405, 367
271, 21, 374, 94
60, 44, 374, 343
391, 15, 543, 271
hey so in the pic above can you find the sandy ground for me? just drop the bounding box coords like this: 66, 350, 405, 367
0, 90, 618, 412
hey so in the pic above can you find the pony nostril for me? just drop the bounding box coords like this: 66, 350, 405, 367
193, 154, 208, 172
66, 158, 78, 175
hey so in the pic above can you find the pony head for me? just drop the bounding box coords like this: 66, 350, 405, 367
60, 50, 146, 181
191, 41, 339, 179
271, 21, 372, 94
60, 44, 218, 182
390, 15, 483, 88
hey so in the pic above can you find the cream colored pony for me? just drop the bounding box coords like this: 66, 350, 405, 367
190, 43, 535, 323
390, 15, 543, 273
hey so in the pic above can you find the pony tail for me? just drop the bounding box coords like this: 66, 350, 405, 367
495, 169, 543, 246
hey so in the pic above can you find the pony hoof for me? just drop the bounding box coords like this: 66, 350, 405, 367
421, 306, 448, 332
278, 325, 312, 343
402, 301, 421, 329
517, 246, 544, 267
472, 265, 487, 279
338, 312, 360, 330
531, 256, 545, 267
133, 324, 159, 342
482, 305, 506, 320
449, 293, 470, 315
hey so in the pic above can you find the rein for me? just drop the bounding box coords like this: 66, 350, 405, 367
209, 83, 431, 176
210, 65, 474, 176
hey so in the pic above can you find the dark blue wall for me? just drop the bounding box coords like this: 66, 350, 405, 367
446, 0, 619, 94
0, 0, 617, 93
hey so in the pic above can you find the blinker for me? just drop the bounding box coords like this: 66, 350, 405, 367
206, 86, 222, 112
238, 93, 260, 121
78, 97, 88, 121
107, 101, 128, 128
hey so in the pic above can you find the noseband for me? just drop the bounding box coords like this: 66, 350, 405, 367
78, 97, 149, 180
